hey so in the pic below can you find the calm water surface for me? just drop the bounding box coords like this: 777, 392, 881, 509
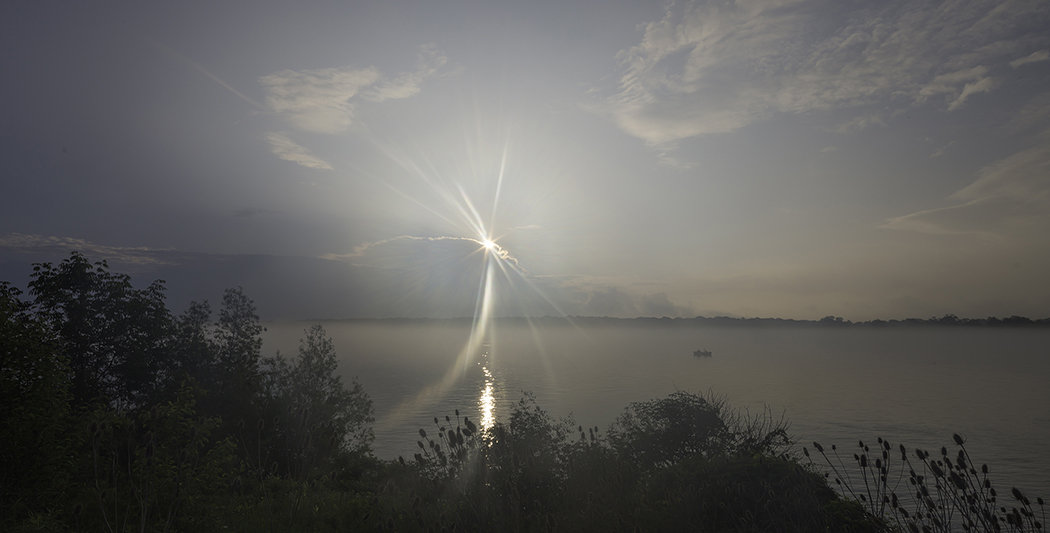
262, 320, 1050, 498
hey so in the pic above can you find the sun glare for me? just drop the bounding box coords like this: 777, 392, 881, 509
367, 132, 572, 442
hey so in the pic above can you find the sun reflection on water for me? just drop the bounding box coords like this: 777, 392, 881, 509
479, 352, 495, 430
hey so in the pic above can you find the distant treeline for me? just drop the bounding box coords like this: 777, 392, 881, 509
326, 313, 1050, 328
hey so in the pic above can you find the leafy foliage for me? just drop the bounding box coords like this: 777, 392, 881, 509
0, 282, 71, 528
28, 252, 172, 408
261, 324, 375, 480
608, 390, 733, 469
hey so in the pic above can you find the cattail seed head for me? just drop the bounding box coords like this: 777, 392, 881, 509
419, 428, 427, 439
931, 464, 944, 478
953, 433, 964, 445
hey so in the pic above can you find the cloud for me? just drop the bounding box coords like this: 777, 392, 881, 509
321, 237, 701, 317
260, 67, 380, 134
600, 0, 1050, 145
1010, 49, 1049, 67
260, 45, 447, 134
323, 235, 522, 270
929, 141, 955, 159
559, 284, 695, 318
1003, 92, 1050, 133
0, 233, 182, 271
265, 132, 333, 170
948, 75, 1000, 111
835, 113, 886, 133
918, 66, 998, 110
362, 45, 448, 102
882, 139, 1050, 237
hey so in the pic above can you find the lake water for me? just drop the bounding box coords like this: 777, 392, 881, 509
261, 319, 1050, 498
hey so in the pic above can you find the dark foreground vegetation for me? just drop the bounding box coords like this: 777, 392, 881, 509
2, 253, 1044, 532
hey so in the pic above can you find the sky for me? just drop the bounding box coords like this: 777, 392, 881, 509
2, 0, 1049, 321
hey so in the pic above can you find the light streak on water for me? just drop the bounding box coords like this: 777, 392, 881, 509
479, 351, 495, 430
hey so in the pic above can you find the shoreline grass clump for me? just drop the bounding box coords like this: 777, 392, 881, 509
805, 434, 1046, 532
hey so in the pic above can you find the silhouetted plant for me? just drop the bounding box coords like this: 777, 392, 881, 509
82, 384, 237, 533
28, 252, 173, 408
804, 434, 1046, 532
0, 282, 72, 529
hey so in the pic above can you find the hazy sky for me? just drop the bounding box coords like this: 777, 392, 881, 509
2, 0, 1049, 320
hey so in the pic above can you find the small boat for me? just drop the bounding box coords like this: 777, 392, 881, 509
693, 349, 712, 357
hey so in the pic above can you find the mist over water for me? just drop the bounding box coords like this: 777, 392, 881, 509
262, 320, 1050, 498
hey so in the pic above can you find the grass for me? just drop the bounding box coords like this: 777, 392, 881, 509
805, 434, 1046, 532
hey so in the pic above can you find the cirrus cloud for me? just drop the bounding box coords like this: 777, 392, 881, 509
265, 132, 333, 170
599, 0, 1050, 145
260, 45, 448, 135
881, 137, 1050, 238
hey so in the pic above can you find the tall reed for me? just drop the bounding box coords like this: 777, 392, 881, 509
804, 434, 1045, 532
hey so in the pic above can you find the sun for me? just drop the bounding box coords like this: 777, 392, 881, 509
481, 239, 497, 250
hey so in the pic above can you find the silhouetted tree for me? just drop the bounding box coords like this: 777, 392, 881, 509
28, 252, 172, 408
167, 300, 217, 390
0, 282, 72, 527
261, 325, 374, 478
208, 288, 265, 443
